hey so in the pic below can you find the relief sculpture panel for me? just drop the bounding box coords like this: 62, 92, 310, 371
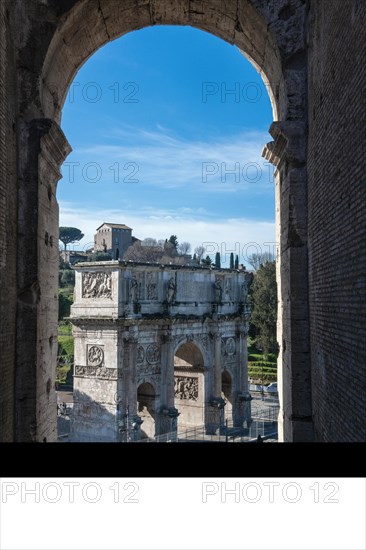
82, 272, 112, 299
174, 376, 198, 401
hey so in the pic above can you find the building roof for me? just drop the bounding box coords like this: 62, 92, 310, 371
96, 223, 132, 231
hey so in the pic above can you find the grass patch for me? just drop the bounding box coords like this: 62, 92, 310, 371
248, 352, 277, 362
248, 340, 277, 384
248, 361, 277, 369
58, 321, 72, 334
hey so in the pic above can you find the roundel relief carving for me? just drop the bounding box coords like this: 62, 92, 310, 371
226, 337, 236, 356
146, 344, 160, 364
88, 346, 104, 366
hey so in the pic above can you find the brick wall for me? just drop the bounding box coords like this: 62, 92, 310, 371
0, 0, 17, 441
307, 0, 366, 441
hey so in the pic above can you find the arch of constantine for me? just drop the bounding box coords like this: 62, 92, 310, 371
70, 262, 252, 441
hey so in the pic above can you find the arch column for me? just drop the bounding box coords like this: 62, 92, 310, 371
119, 328, 140, 441
205, 330, 225, 434
16, 118, 71, 442
157, 330, 178, 436
234, 326, 251, 427
263, 121, 313, 442
213, 331, 222, 397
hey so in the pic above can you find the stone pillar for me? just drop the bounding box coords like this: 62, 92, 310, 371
120, 328, 139, 441
160, 406, 180, 441
234, 326, 251, 427
263, 121, 313, 442
205, 331, 224, 434
214, 332, 222, 397
157, 330, 177, 436
16, 119, 71, 442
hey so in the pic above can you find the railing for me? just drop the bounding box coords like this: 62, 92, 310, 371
139, 402, 279, 443
250, 403, 279, 423
57, 394, 279, 443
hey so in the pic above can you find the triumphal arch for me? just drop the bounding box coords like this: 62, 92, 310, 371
70, 261, 252, 441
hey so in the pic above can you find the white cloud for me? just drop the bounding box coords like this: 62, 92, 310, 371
60, 202, 276, 267
63, 126, 274, 193
59, 125, 276, 266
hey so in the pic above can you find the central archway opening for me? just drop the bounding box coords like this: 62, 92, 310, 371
174, 342, 205, 429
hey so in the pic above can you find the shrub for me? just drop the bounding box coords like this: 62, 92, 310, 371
87, 252, 112, 262
59, 293, 73, 320
60, 269, 75, 287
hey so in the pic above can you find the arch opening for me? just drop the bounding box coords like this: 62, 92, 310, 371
20, 0, 313, 443
174, 342, 204, 429
56, 24, 277, 442
221, 370, 233, 422
137, 382, 156, 440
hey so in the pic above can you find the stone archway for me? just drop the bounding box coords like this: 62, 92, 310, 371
70, 262, 250, 441
38, 1, 287, 124
174, 341, 205, 429
137, 382, 156, 440
14, 0, 312, 442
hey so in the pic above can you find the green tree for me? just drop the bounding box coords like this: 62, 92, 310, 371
247, 251, 274, 271
59, 292, 73, 320
88, 251, 112, 262
59, 255, 68, 269
59, 269, 75, 287
234, 255, 239, 269
230, 252, 234, 269
249, 261, 278, 355
163, 239, 176, 257
168, 235, 178, 251
215, 252, 221, 269
202, 255, 212, 266
59, 227, 84, 251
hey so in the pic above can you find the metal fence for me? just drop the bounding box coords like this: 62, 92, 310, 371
141, 400, 279, 443
57, 393, 280, 443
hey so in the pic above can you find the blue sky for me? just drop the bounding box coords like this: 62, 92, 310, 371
59, 26, 275, 266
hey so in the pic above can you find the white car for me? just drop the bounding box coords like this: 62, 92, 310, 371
265, 382, 278, 393
249, 384, 264, 392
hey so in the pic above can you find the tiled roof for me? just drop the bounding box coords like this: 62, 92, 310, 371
96, 223, 132, 231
